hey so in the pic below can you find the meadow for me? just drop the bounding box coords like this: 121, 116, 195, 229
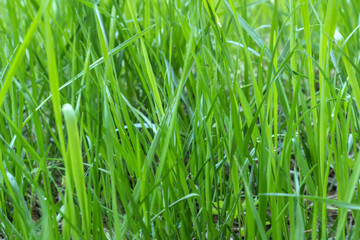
1, 0, 360, 239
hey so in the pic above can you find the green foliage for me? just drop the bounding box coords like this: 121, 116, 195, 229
1, 0, 360, 239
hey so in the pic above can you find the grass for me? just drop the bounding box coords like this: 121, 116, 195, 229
1, 0, 360, 239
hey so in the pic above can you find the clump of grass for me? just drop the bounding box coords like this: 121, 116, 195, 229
1, 0, 360, 239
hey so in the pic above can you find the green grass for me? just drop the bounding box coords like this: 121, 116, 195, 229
2, 0, 360, 239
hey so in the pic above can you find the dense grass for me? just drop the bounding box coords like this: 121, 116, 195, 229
1, 0, 360, 239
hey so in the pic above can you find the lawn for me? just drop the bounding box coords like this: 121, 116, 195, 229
1, 0, 360, 239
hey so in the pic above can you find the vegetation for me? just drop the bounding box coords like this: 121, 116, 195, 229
1, 0, 360, 239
